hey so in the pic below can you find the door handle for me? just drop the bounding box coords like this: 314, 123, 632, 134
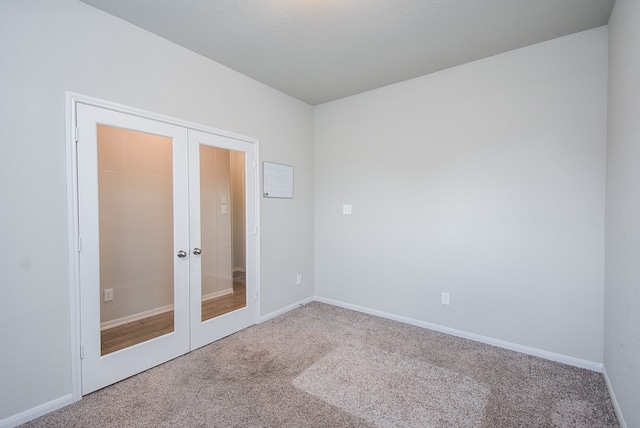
193, 248, 202, 255
177, 250, 187, 258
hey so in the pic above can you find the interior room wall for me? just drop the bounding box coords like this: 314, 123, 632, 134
0, 0, 314, 422
314, 27, 608, 364
200, 146, 233, 299
98, 126, 175, 325
604, 0, 640, 426
231, 151, 246, 272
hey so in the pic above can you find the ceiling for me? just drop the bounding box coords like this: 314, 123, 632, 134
79, 0, 615, 105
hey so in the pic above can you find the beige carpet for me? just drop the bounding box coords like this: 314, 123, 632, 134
23, 302, 619, 427
293, 344, 489, 427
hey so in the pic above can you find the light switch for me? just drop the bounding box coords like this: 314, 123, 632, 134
221, 204, 228, 214
343, 205, 352, 215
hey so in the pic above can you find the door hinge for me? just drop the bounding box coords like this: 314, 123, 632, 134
253, 160, 257, 169
254, 226, 258, 235
254, 292, 259, 301
74, 127, 79, 143
78, 237, 82, 252
80, 344, 84, 359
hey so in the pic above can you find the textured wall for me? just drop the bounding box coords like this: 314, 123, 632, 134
605, 0, 640, 426
314, 28, 607, 363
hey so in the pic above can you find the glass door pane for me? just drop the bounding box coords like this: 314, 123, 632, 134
97, 125, 175, 355
199, 145, 246, 321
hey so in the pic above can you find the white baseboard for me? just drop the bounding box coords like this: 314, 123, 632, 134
0, 394, 73, 428
100, 289, 235, 331
314, 296, 603, 372
259, 296, 315, 323
201, 288, 234, 302
602, 366, 627, 428
100, 303, 174, 330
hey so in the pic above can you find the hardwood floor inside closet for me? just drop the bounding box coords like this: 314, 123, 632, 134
101, 276, 247, 356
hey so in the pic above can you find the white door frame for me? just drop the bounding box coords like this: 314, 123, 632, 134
65, 92, 261, 402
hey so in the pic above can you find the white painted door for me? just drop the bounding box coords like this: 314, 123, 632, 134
77, 103, 256, 394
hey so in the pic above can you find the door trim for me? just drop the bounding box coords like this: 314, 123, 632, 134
65, 92, 261, 402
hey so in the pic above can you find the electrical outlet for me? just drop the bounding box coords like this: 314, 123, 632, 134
441, 292, 450, 306
104, 288, 113, 302
343, 204, 352, 215
296, 274, 302, 285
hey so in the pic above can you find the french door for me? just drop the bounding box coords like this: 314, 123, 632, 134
76, 103, 257, 394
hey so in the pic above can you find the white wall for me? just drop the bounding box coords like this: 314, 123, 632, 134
314, 28, 607, 363
605, 0, 640, 426
0, 0, 314, 421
